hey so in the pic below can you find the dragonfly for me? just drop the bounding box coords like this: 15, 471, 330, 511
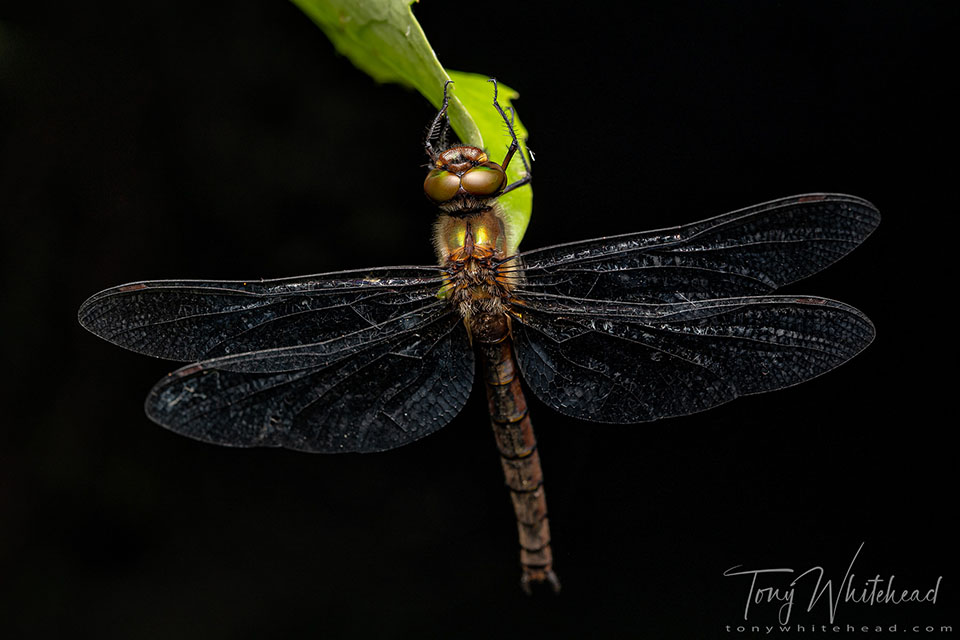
78, 80, 879, 593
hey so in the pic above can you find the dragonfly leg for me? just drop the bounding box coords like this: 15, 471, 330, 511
424, 80, 454, 162
488, 78, 532, 195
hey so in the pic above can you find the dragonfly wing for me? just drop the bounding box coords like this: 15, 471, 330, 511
517, 194, 879, 303
511, 293, 874, 423
78, 266, 447, 362
144, 307, 473, 453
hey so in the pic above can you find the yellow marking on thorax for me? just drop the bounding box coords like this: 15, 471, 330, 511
434, 210, 507, 264
433, 208, 518, 317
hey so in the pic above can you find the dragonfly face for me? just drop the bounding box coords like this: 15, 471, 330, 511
77, 79, 879, 593
423, 146, 507, 210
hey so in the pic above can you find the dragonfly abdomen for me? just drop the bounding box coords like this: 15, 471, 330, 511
472, 311, 560, 593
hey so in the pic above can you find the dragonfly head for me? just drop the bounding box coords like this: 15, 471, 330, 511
424, 145, 507, 214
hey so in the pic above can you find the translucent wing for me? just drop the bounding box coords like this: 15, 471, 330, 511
511, 293, 874, 423
79, 266, 474, 452
78, 266, 447, 362
145, 303, 473, 453
516, 194, 879, 303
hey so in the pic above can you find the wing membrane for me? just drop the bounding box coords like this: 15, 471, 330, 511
516, 194, 879, 303
78, 266, 446, 362
511, 293, 875, 423
145, 306, 473, 453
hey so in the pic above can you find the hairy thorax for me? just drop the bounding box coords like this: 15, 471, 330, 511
434, 204, 519, 321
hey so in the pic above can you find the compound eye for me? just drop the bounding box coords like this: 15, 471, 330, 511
423, 169, 461, 202
461, 162, 506, 196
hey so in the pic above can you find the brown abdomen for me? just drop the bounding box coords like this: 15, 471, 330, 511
471, 312, 560, 593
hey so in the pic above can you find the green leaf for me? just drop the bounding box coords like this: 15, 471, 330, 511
290, 0, 532, 253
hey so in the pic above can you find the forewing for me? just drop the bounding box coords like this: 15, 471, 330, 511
511, 293, 874, 423
145, 306, 473, 453
516, 194, 879, 303
78, 266, 447, 362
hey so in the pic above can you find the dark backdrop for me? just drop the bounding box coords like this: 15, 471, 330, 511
2, 2, 955, 637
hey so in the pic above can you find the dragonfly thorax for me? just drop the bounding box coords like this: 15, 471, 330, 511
435, 207, 516, 319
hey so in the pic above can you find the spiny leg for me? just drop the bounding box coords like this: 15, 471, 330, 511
425, 80, 454, 162
438, 115, 453, 151
488, 78, 532, 195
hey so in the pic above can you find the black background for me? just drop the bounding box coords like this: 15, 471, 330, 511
1, 2, 956, 637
